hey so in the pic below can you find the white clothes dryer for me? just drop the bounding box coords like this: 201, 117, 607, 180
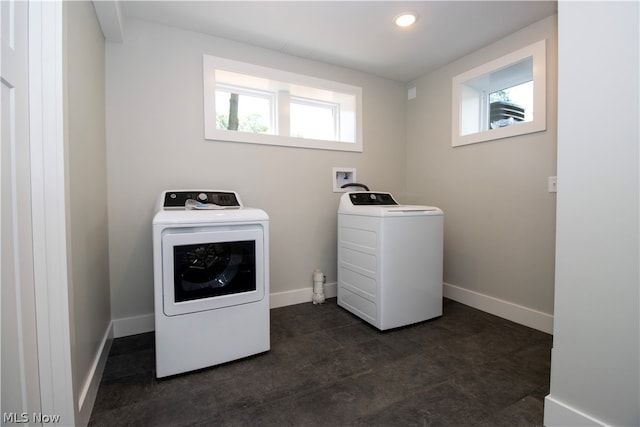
338, 191, 443, 330
152, 190, 269, 378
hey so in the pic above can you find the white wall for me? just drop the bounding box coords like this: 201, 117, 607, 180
105, 19, 406, 328
65, 2, 112, 423
544, 1, 639, 426
405, 16, 558, 331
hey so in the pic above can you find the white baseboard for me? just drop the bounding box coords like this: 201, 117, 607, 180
270, 282, 337, 308
544, 395, 607, 426
112, 313, 154, 338
443, 282, 554, 334
113, 283, 551, 336
112, 283, 338, 338
77, 323, 113, 426
113, 283, 550, 337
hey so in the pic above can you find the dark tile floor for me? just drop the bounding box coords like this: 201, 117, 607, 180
89, 298, 551, 426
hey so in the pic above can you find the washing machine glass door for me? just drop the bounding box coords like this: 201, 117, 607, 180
162, 227, 265, 316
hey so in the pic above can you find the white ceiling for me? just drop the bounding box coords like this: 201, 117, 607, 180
117, 1, 557, 82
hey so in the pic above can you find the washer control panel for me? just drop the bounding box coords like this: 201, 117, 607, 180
348, 192, 398, 206
163, 191, 241, 208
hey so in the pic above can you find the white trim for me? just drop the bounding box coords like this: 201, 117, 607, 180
452, 39, 546, 147
113, 282, 551, 338
91, 0, 124, 43
544, 395, 609, 426
443, 282, 553, 334
270, 282, 337, 309
29, 1, 76, 424
112, 313, 155, 338
77, 324, 113, 425
203, 55, 363, 152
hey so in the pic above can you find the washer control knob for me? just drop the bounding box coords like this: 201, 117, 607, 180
197, 193, 208, 202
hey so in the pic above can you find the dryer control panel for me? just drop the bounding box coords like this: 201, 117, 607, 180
348, 192, 398, 206
163, 191, 241, 209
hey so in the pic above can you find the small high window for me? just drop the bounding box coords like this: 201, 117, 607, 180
203, 55, 363, 152
451, 40, 546, 147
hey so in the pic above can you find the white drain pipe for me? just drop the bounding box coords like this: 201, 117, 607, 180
312, 268, 326, 304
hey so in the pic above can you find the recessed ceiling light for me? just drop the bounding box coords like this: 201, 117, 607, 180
394, 12, 418, 28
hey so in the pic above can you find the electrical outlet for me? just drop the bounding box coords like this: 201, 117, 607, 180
548, 176, 557, 193
333, 167, 356, 192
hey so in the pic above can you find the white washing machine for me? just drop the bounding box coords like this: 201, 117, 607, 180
338, 191, 443, 330
152, 190, 269, 378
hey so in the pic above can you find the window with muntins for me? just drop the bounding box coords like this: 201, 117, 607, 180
203, 55, 363, 152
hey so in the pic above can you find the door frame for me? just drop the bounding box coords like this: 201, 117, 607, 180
29, 1, 75, 423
